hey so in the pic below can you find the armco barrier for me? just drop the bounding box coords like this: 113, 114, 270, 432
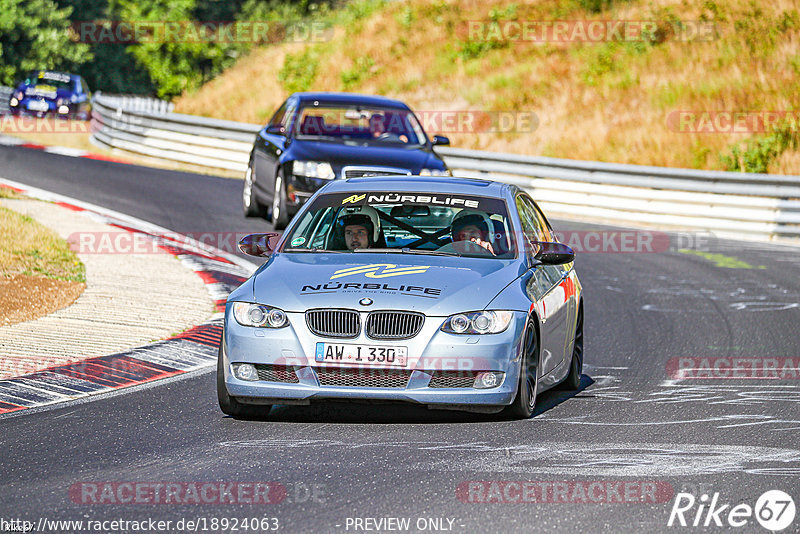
89, 93, 800, 241
0, 86, 13, 115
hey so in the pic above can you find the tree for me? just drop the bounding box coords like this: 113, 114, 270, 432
0, 0, 91, 86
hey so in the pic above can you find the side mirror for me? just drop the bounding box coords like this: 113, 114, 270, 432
238, 233, 279, 257
431, 135, 450, 146
265, 125, 286, 136
534, 242, 574, 265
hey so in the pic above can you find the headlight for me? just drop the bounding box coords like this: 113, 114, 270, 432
232, 302, 289, 328
440, 311, 514, 334
57, 105, 70, 114
293, 160, 335, 180
9, 98, 18, 107
419, 168, 451, 176
14, 91, 23, 99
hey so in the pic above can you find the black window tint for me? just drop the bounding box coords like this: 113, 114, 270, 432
268, 101, 288, 127
515, 195, 544, 242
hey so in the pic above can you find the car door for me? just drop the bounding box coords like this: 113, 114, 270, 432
254, 97, 296, 203
531, 200, 578, 360
516, 194, 567, 376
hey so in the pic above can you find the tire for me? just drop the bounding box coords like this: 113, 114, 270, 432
216, 344, 269, 418
558, 302, 584, 391
270, 170, 289, 230
242, 157, 267, 218
506, 319, 539, 419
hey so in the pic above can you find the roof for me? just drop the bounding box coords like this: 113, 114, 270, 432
320, 175, 510, 197
291, 92, 410, 110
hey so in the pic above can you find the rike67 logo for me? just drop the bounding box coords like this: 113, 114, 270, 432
668, 490, 795, 531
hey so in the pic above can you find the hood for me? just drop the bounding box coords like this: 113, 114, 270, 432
245, 252, 526, 316
288, 140, 443, 173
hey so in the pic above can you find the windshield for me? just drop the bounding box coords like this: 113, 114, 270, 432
293, 105, 426, 146
24, 72, 74, 91
282, 191, 516, 259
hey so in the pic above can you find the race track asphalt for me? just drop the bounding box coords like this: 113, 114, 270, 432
1, 145, 799, 533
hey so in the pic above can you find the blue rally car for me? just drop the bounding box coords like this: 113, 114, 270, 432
219, 176, 583, 419
8, 71, 91, 119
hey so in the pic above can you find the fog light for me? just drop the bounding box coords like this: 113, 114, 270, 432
474, 371, 504, 389
234, 363, 258, 381
58, 105, 69, 114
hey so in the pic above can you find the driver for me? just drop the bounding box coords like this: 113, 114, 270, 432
343, 215, 372, 250
369, 113, 409, 143
334, 207, 383, 250
369, 114, 386, 139
451, 213, 495, 255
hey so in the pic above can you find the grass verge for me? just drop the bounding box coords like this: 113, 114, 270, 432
0, 193, 86, 283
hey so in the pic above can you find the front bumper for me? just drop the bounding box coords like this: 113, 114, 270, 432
221, 307, 527, 407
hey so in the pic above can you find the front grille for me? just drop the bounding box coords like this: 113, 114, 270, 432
366, 311, 424, 340
254, 364, 299, 383
316, 367, 412, 388
428, 371, 480, 388
343, 166, 411, 179
306, 309, 360, 338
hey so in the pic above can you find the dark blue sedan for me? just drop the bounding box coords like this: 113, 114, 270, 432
243, 92, 451, 229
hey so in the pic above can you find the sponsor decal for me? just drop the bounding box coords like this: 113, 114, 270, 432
302, 264, 441, 298
368, 194, 479, 208
39, 71, 71, 83
330, 263, 431, 280
338, 193, 480, 209
301, 282, 442, 298
341, 193, 366, 204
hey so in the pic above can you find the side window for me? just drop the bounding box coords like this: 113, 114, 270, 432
531, 204, 554, 242
515, 195, 545, 242
280, 100, 297, 130
518, 195, 562, 290
268, 101, 288, 128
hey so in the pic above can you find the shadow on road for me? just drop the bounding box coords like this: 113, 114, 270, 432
225, 375, 595, 425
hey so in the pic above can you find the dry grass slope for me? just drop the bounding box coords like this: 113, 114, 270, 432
174, 0, 800, 174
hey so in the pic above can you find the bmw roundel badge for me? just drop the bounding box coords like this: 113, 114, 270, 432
359, 298, 373, 306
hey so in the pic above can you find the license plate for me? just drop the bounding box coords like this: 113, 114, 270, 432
27, 100, 48, 112
315, 343, 408, 367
